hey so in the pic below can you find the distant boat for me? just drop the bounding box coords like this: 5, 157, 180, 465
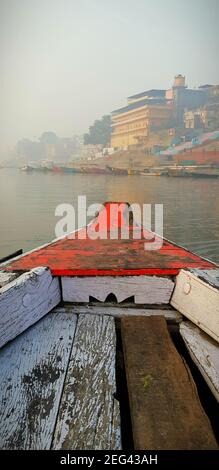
20, 165, 33, 172
139, 171, 163, 176
81, 166, 111, 175
30, 166, 48, 172
106, 166, 128, 175
20, 163, 48, 172
62, 166, 82, 174
52, 165, 63, 173
188, 172, 219, 179
167, 168, 186, 177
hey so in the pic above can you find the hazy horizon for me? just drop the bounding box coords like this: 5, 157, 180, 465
0, 0, 219, 158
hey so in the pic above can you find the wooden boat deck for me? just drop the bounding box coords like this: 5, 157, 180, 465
0, 308, 120, 450
2, 202, 215, 277
0, 307, 218, 450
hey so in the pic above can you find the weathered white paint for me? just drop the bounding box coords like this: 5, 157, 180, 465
0, 271, 19, 288
0, 310, 77, 449
180, 321, 219, 402
171, 269, 219, 343
60, 305, 182, 323
62, 275, 174, 304
53, 314, 121, 450
111, 399, 121, 451
0, 267, 61, 348
188, 268, 219, 289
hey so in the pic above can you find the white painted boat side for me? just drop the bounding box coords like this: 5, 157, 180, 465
171, 268, 219, 343
62, 275, 174, 304
0, 267, 61, 349
180, 321, 219, 402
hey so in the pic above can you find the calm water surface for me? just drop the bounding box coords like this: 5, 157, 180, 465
0, 168, 219, 264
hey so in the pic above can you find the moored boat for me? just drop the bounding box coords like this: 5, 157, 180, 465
140, 170, 163, 176
61, 166, 82, 174
20, 165, 33, 172
20, 163, 49, 172
167, 168, 187, 177
81, 165, 111, 175
188, 172, 219, 178
0, 202, 218, 450
52, 165, 63, 173
106, 166, 128, 175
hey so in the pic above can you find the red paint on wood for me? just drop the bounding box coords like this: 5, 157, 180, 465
2, 202, 215, 277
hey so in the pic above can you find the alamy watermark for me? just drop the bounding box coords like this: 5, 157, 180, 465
55, 197, 164, 251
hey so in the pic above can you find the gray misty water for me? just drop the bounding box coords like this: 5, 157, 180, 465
0, 168, 219, 264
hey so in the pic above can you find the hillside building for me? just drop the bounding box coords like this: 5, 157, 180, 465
111, 75, 209, 149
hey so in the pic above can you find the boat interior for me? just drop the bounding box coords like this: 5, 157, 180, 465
0, 202, 218, 450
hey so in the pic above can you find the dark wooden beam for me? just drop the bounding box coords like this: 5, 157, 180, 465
121, 315, 218, 449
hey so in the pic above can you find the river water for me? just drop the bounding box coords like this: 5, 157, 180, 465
0, 168, 219, 264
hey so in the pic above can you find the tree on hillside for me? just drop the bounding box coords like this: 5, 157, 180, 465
84, 115, 111, 146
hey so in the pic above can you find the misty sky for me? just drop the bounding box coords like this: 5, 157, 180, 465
0, 0, 219, 157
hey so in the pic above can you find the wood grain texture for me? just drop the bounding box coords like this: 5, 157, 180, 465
171, 268, 219, 343
0, 310, 77, 449
180, 321, 219, 402
62, 276, 174, 304
59, 305, 182, 324
0, 271, 19, 288
111, 399, 121, 451
52, 314, 121, 450
121, 316, 218, 450
0, 267, 61, 348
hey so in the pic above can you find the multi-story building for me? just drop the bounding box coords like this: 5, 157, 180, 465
111, 90, 173, 148
200, 103, 219, 130
184, 103, 219, 131
184, 110, 203, 129
171, 75, 207, 126
199, 84, 219, 102
111, 75, 210, 149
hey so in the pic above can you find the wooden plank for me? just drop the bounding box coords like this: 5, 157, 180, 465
0, 271, 19, 288
52, 314, 121, 450
0, 310, 77, 449
62, 276, 174, 304
111, 399, 121, 451
121, 316, 218, 450
180, 321, 219, 402
171, 268, 219, 343
0, 267, 61, 349
59, 305, 182, 323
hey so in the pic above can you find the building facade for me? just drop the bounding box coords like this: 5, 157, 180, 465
111, 90, 173, 148
111, 75, 213, 149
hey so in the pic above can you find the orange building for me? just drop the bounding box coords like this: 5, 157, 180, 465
111, 89, 173, 148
